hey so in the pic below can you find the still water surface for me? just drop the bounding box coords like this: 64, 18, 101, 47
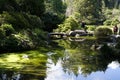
45, 58, 120, 80
0, 39, 120, 80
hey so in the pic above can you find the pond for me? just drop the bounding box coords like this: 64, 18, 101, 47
0, 38, 120, 80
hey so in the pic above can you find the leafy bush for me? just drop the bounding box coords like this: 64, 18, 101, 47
111, 19, 120, 25
104, 19, 119, 26
0, 24, 15, 36
1, 33, 34, 51
54, 17, 79, 32
0, 28, 5, 38
103, 20, 112, 26
1, 12, 44, 30
34, 28, 47, 40
87, 25, 96, 31
94, 26, 112, 38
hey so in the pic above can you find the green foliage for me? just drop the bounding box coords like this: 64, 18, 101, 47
103, 20, 112, 26
34, 28, 47, 40
1, 12, 44, 30
0, 0, 20, 13
87, 25, 96, 31
103, 0, 120, 9
0, 12, 46, 51
73, 0, 103, 24
1, 12, 30, 30
0, 0, 47, 52
0, 0, 45, 16
44, 0, 66, 14
103, 9, 120, 26
43, 0, 66, 32
17, 0, 45, 16
111, 19, 120, 25
41, 12, 65, 32
51, 0, 66, 13
94, 26, 112, 38
0, 24, 15, 36
0, 28, 5, 38
54, 17, 78, 32
0, 32, 35, 51
104, 19, 119, 26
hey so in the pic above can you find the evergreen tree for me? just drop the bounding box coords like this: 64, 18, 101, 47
17, 0, 45, 16
74, 0, 103, 24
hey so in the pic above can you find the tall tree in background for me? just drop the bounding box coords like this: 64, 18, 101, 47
103, 0, 120, 9
0, 0, 45, 16
74, 0, 103, 24
0, 0, 20, 13
52, 0, 66, 13
42, 0, 66, 32
45, 0, 66, 13
16, 0, 45, 16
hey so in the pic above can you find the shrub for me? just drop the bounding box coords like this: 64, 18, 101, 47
0, 24, 15, 36
34, 28, 47, 39
41, 12, 64, 32
0, 28, 5, 38
7, 33, 34, 50
54, 17, 79, 32
87, 25, 96, 31
1, 12, 44, 30
103, 20, 112, 26
94, 26, 112, 39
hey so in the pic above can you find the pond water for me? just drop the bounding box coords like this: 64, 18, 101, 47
0, 38, 120, 80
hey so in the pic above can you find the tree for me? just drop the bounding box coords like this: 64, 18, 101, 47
44, 0, 66, 14
102, 0, 120, 9
74, 0, 103, 24
0, 0, 20, 13
16, 0, 45, 16
42, 0, 66, 32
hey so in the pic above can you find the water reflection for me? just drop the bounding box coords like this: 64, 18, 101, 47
1, 38, 120, 80
45, 39, 120, 80
0, 50, 48, 80
108, 61, 120, 69
45, 58, 76, 80
45, 53, 120, 80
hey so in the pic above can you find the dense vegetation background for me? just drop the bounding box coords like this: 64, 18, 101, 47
0, 0, 120, 52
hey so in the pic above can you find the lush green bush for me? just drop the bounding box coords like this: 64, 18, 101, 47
103, 9, 120, 26
54, 17, 79, 32
0, 12, 47, 52
34, 28, 47, 40
103, 20, 112, 26
0, 24, 15, 36
94, 26, 112, 38
0, 32, 35, 51
87, 25, 96, 31
103, 19, 119, 26
0, 12, 44, 30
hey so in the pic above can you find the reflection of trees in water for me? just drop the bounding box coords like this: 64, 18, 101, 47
0, 51, 48, 80
58, 39, 120, 76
